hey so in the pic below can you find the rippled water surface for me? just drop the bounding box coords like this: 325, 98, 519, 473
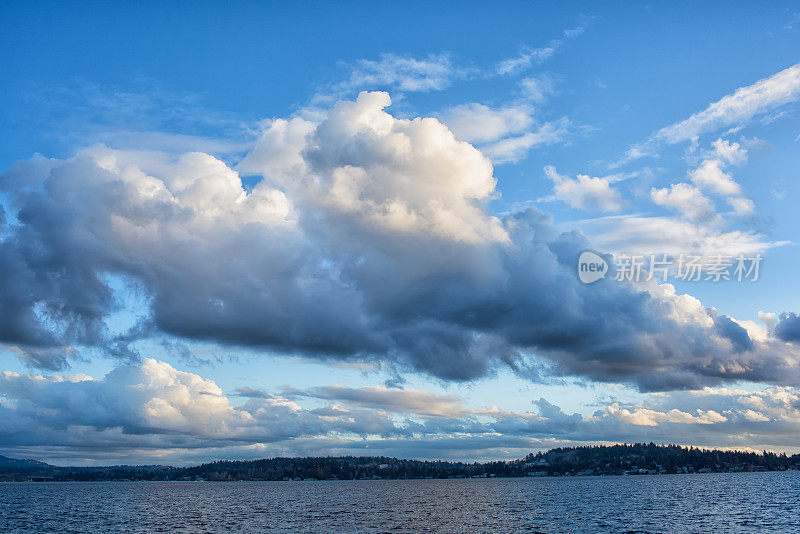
1, 472, 798, 533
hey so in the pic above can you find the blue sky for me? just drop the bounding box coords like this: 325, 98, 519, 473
1, 2, 800, 465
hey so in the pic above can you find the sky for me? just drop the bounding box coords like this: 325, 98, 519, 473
1, 1, 800, 466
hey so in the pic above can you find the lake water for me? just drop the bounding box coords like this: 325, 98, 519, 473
1, 472, 798, 532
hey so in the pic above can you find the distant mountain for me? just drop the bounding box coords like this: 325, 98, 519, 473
0, 455, 53, 469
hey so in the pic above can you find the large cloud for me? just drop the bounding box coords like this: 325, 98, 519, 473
1, 91, 799, 390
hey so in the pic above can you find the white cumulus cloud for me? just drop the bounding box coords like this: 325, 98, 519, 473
545, 165, 622, 212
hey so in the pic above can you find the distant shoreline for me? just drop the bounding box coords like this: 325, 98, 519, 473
3, 443, 799, 482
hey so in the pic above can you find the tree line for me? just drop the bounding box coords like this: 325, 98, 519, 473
1, 443, 798, 482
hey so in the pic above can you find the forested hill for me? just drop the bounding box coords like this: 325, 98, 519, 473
2, 443, 799, 482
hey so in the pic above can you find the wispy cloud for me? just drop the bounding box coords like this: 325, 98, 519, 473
621, 63, 800, 163
25, 79, 255, 155
439, 72, 569, 164
332, 53, 465, 95
570, 214, 787, 258
655, 63, 800, 144
496, 23, 588, 75
288, 385, 467, 418
518, 73, 560, 103
482, 118, 572, 163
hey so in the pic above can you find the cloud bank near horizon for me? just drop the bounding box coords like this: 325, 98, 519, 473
1, 358, 799, 465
